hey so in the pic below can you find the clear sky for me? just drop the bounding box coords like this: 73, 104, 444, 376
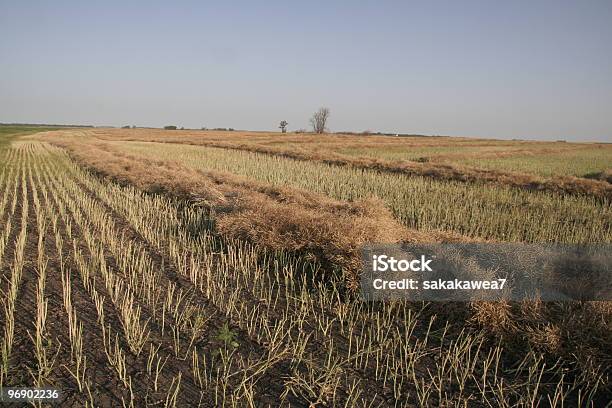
1, 0, 611, 141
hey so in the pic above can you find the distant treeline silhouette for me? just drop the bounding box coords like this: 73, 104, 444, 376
0, 122, 94, 128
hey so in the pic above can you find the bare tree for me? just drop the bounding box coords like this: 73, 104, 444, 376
279, 120, 288, 133
310, 107, 330, 134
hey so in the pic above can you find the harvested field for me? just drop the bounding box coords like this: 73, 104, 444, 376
45, 131, 611, 244
82, 128, 612, 200
1, 128, 610, 406
455, 148, 611, 179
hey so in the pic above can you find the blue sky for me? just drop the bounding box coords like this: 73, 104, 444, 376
1, 0, 611, 141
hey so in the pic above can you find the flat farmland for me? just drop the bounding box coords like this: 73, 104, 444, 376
338, 145, 610, 178
0, 127, 610, 406
89, 128, 611, 179
110, 140, 608, 243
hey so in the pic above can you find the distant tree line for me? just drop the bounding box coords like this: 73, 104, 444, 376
163, 125, 236, 131
0, 122, 94, 128
156, 107, 441, 137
